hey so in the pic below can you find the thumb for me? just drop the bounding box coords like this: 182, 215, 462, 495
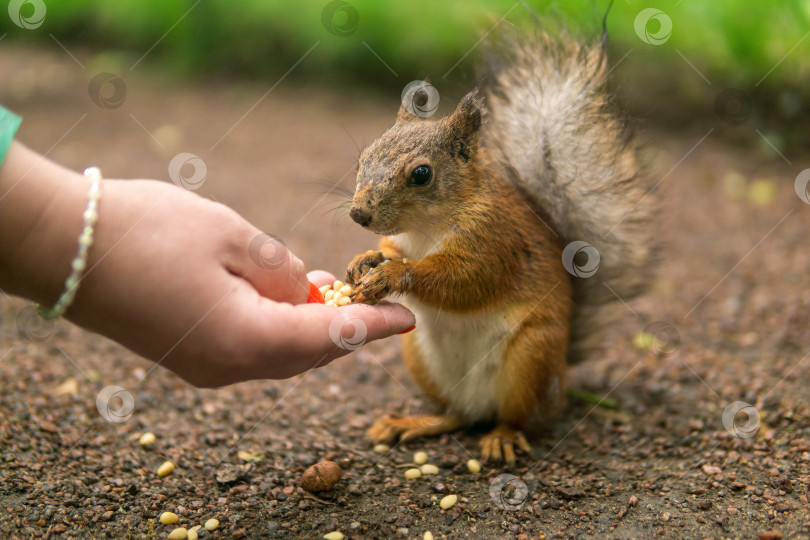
242, 233, 309, 304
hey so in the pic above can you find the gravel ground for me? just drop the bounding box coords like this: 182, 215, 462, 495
1, 46, 809, 539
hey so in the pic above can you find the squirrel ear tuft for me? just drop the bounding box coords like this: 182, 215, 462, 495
448, 91, 482, 141
397, 103, 418, 123
397, 82, 438, 123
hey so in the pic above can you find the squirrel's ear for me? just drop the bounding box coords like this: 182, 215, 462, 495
397, 103, 418, 123
447, 91, 482, 142
397, 83, 438, 123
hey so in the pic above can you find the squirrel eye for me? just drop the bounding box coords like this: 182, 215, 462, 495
409, 165, 432, 186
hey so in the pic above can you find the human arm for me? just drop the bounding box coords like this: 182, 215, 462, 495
0, 142, 414, 386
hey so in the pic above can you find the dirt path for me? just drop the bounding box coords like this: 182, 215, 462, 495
1, 47, 809, 539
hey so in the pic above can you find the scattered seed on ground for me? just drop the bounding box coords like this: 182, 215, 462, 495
405, 468, 422, 480
440, 494, 457, 510
466, 459, 481, 473
167, 527, 188, 540
139, 432, 156, 446
204, 519, 219, 531
157, 461, 175, 477
160, 512, 178, 525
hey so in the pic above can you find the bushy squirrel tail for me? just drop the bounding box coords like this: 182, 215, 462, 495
483, 29, 656, 361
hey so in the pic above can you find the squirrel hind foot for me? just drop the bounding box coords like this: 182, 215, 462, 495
366, 413, 463, 444
479, 425, 531, 465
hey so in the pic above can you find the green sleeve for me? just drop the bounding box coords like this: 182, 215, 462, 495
0, 105, 22, 167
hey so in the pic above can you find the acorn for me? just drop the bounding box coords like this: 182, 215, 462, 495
301, 460, 343, 492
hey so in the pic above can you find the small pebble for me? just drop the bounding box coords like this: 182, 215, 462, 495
373, 444, 390, 453
157, 461, 175, 477
139, 432, 156, 446
424, 532, 434, 540
440, 494, 457, 510
323, 532, 344, 540
204, 519, 219, 531
420, 464, 439, 475
466, 459, 481, 473
404, 468, 422, 480
167, 528, 188, 540
160, 512, 179, 525
702, 464, 722, 475
414, 451, 428, 465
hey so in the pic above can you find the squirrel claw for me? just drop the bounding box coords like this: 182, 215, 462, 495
366, 414, 463, 444
346, 250, 388, 285
350, 285, 381, 305
351, 269, 392, 304
480, 425, 530, 466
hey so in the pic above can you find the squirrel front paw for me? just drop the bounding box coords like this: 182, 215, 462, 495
350, 259, 411, 304
345, 250, 389, 286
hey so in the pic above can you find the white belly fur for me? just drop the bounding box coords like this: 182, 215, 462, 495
390, 231, 511, 422
408, 298, 511, 422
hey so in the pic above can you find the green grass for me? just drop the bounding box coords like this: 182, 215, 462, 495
1, 0, 808, 92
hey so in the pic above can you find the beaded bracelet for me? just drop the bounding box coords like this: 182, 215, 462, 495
37, 167, 102, 320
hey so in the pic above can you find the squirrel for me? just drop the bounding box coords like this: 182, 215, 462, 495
344, 29, 655, 464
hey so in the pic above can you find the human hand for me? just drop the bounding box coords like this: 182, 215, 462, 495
61, 179, 414, 386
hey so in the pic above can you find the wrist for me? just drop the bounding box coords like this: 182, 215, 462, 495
0, 142, 91, 305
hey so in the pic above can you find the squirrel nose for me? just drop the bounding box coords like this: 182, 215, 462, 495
350, 207, 373, 227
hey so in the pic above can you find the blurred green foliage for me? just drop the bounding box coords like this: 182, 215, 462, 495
2, 0, 808, 91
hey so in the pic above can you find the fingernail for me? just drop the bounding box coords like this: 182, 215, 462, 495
397, 325, 416, 334
307, 282, 325, 304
